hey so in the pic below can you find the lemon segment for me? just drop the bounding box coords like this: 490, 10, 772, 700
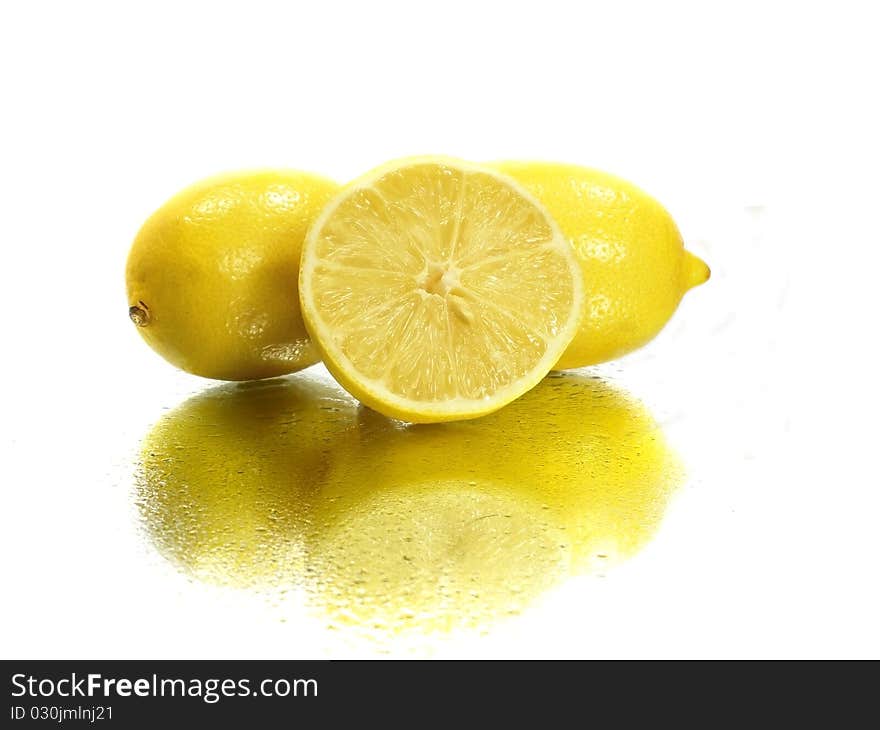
299, 158, 584, 423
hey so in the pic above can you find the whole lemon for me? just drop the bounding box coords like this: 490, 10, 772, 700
126, 170, 339, 380
493, 162, 710, 369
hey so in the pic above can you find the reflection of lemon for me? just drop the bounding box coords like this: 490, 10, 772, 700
493, 162, 710, 368
136, 372, 681, 636
309, 483, 569, 636
309, 373, 682, 633
299, 157, 583, 423
136, 376, 357, 587
126, 170, 339, 380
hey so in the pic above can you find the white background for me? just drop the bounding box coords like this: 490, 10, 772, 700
1, 0, 878, 658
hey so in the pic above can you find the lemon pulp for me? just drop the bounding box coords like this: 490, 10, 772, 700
299, 158, 584, 423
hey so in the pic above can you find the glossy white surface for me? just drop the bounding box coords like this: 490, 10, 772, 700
1, 0, 877, 658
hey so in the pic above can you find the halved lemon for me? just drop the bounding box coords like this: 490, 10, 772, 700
299, 157, 584, 423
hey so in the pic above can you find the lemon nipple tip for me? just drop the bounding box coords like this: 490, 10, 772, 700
684, 251, 711, 290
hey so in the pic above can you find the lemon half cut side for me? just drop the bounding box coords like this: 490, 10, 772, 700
299, 157, 584, 423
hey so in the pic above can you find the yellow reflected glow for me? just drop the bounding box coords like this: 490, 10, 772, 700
136, 372, 682, 636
